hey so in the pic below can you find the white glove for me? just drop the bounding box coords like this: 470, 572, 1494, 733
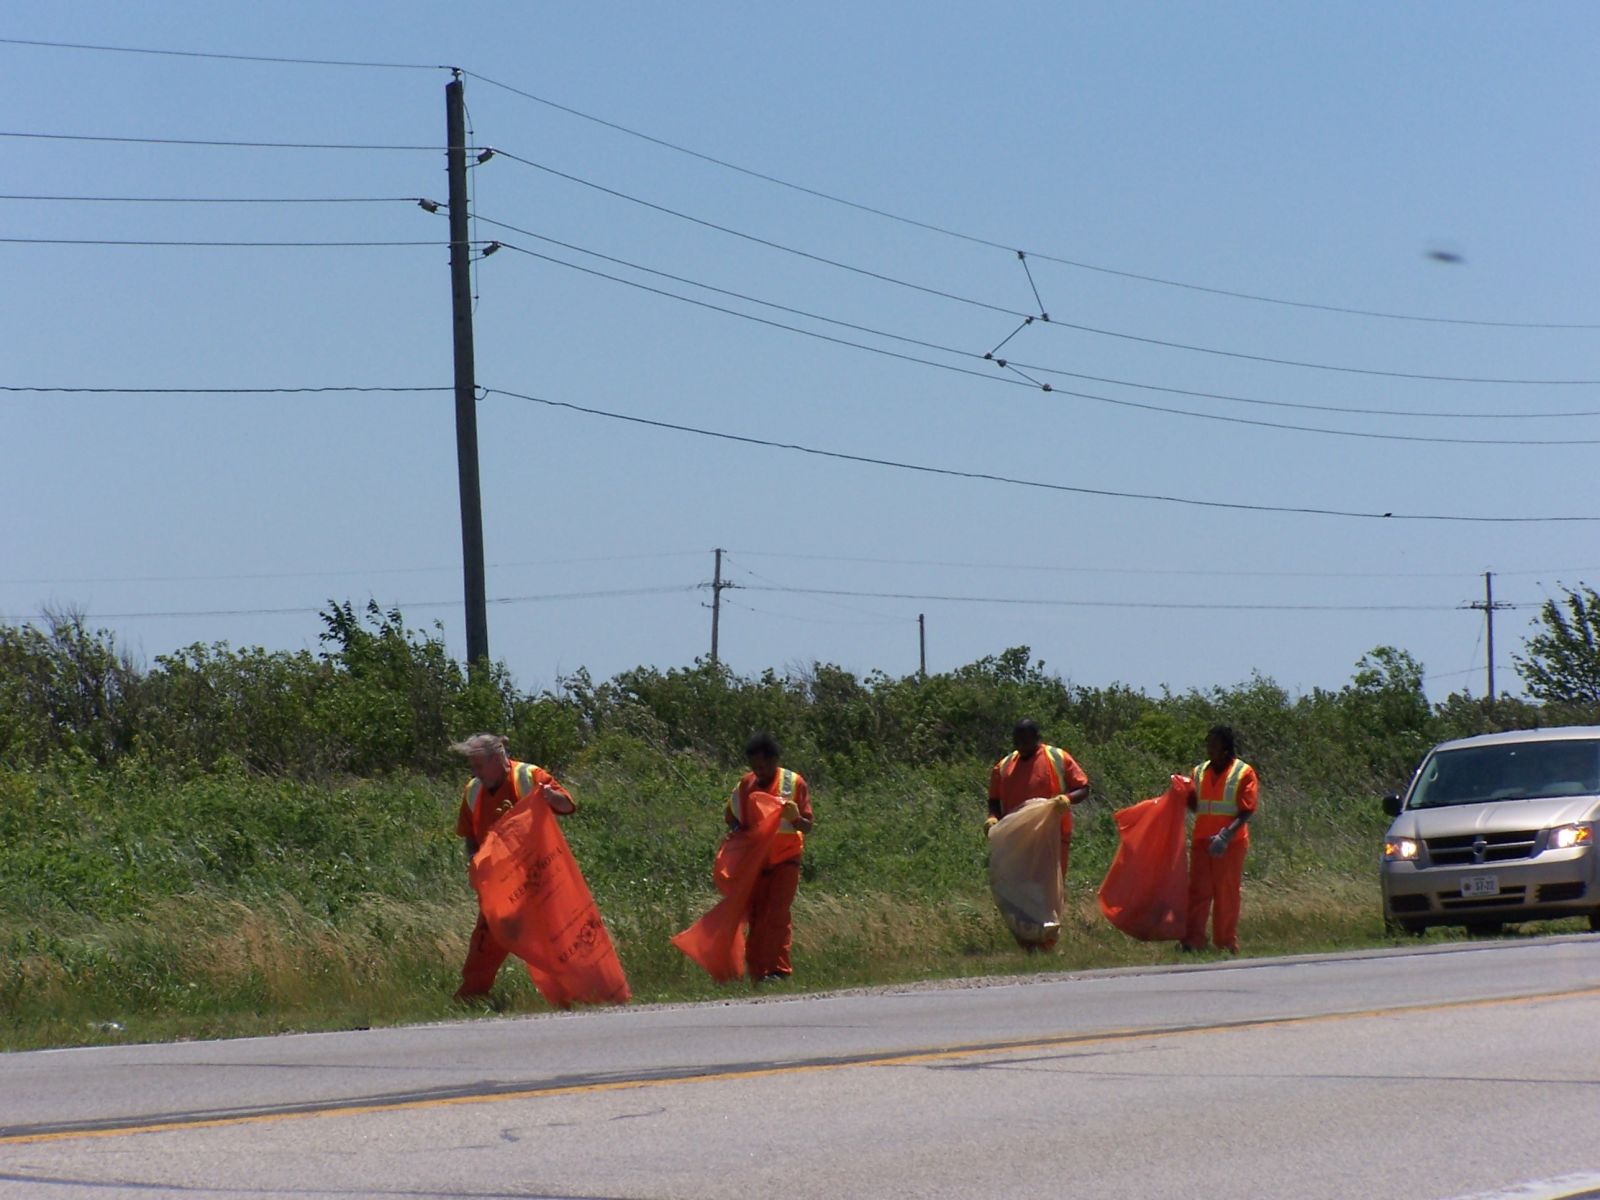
1208, 827, 1234, 858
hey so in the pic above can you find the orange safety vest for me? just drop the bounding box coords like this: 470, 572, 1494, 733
731, 768, 804, 865
996, 745, 1077, 797
1191, 757, 1253, 841
464, 761, 545, 836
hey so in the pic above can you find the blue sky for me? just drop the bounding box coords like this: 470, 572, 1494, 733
4, 2, 1598, 701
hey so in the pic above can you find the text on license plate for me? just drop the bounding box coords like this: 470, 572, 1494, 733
1460, 875, 1499, 897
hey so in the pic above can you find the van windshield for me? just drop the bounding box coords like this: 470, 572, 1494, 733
1409, 740, 1600, 808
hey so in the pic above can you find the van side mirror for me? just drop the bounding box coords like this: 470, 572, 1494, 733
1382, 793, 1403, 818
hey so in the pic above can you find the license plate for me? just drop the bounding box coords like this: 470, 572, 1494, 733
1460, 875, 1499, 897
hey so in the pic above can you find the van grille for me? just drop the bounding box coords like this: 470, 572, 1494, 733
1425, 831, 1539, 865
1537, 881, 1586, 903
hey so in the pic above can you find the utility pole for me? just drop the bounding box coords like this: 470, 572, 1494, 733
1467, 570, 1512, 701
707, 548, 736, 668
918, 612, 926, 680
446, 71, 489, 670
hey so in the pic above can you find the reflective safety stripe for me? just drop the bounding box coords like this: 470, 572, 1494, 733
472, 761, 544, 821
514, 762, 539, 800
733, 768, 801, 831
775, 768, 801, 835
1044, 746, 1071, 795
1193, 759, 1248, 816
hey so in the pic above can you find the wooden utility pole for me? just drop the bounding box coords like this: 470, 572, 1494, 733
1467, 570, 1512, 701
918, 612, 926, 680
709, 548, 727, 668
446, 72, 489, 669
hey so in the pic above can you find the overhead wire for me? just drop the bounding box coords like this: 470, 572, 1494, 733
721, 596, 906, 628
735, 583, 1537, 613
477, 214, 1600, 424
1, 36, 1585, 328
1, 385, 450, 395
43, 584, 701, 621
724, 556, 908, 622
461, 71, 1593, 331
0, 34, 447, 70
488, 238, 1600, 445
482, 386, 1600, 523
484, 161, 1600, 385
0, 550, 706, 586
722, 550, 1534, 581
2, 237, 449, 248
0, 193, 423, 204
0, 130, 449, 151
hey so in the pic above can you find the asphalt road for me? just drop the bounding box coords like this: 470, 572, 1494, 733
3, 937, 1598, 1200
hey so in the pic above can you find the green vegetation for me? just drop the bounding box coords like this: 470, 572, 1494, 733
3, 600, 1596, 1051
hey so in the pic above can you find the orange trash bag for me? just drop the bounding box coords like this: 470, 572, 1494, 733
988, 796, 1066, 947
672, 790, 784, 981
1097, 776, 1190, 941
468, 786, 632, 1009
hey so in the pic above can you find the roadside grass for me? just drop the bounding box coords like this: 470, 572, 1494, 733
0, 757, 1563, 1052
0, 877, 1419, 1052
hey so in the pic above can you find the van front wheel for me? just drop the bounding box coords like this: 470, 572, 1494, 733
1588, 909, 1600, 933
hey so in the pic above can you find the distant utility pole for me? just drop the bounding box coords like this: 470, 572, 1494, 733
918, 612, 926, 680
707, 548, 736, 668
446, 71, 489, 669
1467, 570, 1512, 701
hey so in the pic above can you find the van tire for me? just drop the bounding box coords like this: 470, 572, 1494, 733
1588, 909, 1600, 933
1463, 921, 1504, 937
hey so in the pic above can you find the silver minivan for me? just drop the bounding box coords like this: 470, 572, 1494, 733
1381, 726, 1600, 935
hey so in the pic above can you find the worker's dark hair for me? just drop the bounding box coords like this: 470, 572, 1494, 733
1012, 718, 1041, 740
1207, 724, 1237, 759
745, 731, 780, 759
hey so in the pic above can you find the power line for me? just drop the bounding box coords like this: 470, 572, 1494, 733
479, 214, 1600, 424
494, 149, 1022, 318
736, 583, 1535, 613
0, 130, 449, 151
0, 550, 705, 586
0, 34, 446, 70
464, 75, 1596, 331
723, 557, 908, 621
43, 584, 699, 621
0, 193, 421, 204
723, 550, 1516, 581
1, 385, 449, 395
482, 386, 1600, 523
485, 162, 1600, 386
489, 239, 1600, 445
3, 35, 1585, 330
722, 596, 906, 628
1, 237, 449, 248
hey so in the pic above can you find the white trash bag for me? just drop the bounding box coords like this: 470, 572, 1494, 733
988, 796, 1065, 946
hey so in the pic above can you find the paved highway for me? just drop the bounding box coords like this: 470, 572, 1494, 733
2, 937, 1598, 1199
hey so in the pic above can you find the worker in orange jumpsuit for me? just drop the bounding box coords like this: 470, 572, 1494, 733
724, 731, 813, 983
1178, 724, 1258, 954
452, 732, 576, 1000
987, 719, 1091, 945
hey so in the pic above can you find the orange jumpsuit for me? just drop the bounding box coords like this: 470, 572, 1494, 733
1180, 757, 1258, 953
726, 767, 811, 980
988, 745, 1089, 872
455, 761, 574, 998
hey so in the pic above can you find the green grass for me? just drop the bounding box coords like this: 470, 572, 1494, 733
0, 751, 1531, 1052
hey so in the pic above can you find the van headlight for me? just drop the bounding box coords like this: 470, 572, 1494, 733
1384, 837, 1420, 861
1549, 824, 1594, 850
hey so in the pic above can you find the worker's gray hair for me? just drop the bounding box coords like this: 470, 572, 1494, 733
450, 732, 509, 757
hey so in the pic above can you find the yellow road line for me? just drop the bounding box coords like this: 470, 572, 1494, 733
6, 984, 1598, 1147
